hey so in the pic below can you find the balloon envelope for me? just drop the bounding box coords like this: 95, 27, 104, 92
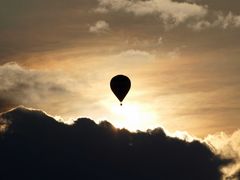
110, 75, 131, 105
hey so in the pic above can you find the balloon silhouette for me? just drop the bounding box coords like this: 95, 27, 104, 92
110, 75, 131, 106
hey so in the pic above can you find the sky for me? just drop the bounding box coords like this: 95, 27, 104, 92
0, 0, 240, 137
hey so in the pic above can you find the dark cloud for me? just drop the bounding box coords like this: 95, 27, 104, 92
0, 107, 232, 180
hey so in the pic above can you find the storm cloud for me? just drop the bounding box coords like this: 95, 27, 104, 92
0, 107, 232, 180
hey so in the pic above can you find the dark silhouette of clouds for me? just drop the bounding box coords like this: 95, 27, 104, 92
0, 107, 232, 180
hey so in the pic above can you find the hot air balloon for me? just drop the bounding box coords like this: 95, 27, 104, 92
110, 75, 131, 106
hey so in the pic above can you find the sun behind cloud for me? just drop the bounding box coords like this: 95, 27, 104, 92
108, 102, 158, 131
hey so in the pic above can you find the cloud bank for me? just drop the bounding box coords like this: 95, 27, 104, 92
0, 107, 232, 180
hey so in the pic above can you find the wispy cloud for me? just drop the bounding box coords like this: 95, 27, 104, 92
115, 49, 155, 62
0, 62, 69, 111
89, 20, 110, 33
0, 62, 89, 117
190, 11, 240, 31
96, 0, 208, 27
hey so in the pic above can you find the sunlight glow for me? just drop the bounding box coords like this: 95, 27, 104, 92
110, 103, 158, 131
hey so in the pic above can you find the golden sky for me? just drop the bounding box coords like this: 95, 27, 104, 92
0, 0, 240, 137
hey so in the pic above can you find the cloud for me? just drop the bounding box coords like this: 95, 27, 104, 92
95, 0, 240, 31
167, 47, 183, 60
106, 49, 155, 69
0, 62, 69, 112
228, 171, 240, 180
96, 0, 208, 26
215, 12, 240, 29
116, 49, 155, 62
189, 20, 212, 31
89, 20, 110, 33
0, 106, 232, 180
157, 36, 163, 45
190, 11, 240, 31
205, 130, 240, 179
